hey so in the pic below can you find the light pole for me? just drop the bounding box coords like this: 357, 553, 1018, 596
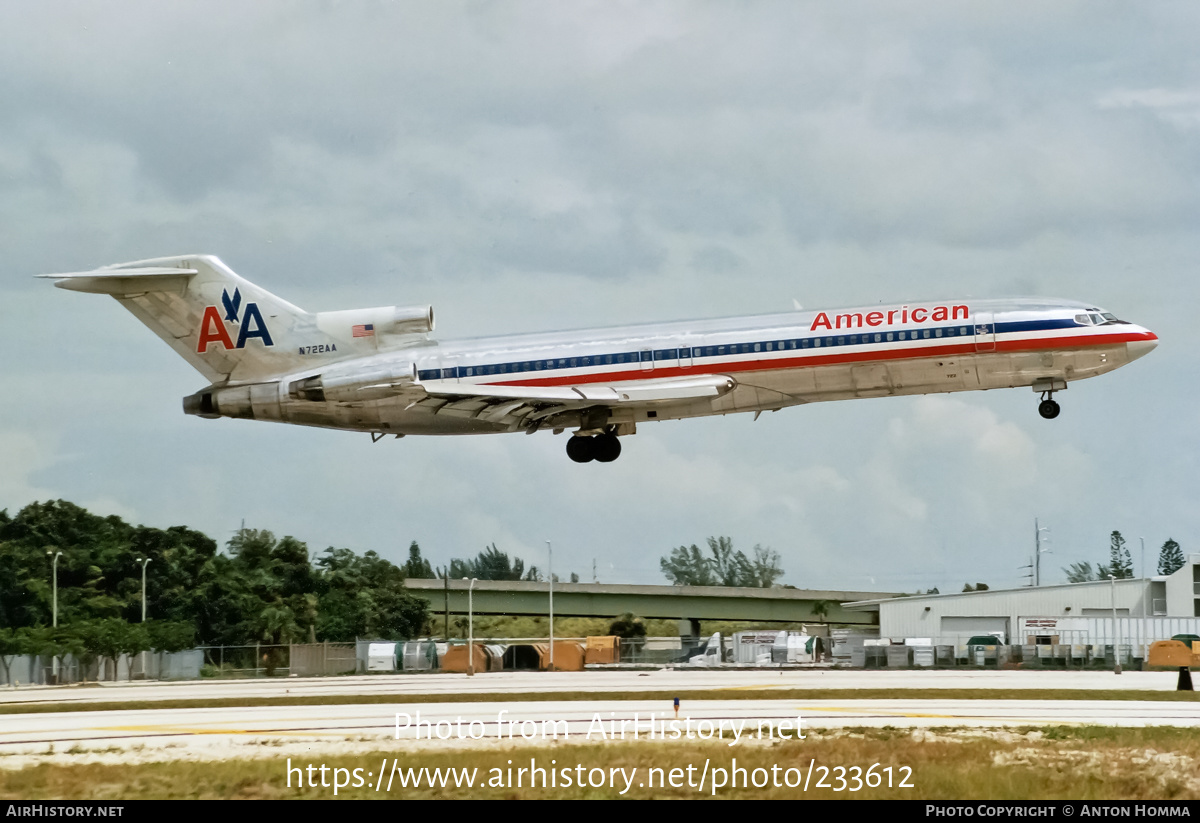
547, 540, 554, 671
47, 550, 62, 682
463, 578, 476, 676
1140, 536, 1148, 663
1110, 574, 1122, 675
135, 557, 152, 622
135, 557, 152, 680
47, 551, 62, 627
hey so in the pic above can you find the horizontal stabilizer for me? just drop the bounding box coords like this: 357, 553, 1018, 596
37, 266, 198, 295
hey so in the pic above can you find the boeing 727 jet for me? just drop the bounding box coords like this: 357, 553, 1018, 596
40, 255, 1157, 463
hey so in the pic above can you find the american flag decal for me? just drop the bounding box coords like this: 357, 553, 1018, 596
352, 323, 375, 338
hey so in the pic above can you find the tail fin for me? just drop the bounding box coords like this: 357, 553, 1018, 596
39, 255, 313, 383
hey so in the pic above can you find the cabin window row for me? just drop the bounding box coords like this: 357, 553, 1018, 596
418, 325, 977, 380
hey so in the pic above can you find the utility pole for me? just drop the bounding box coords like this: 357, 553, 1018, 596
463, 578, 476, 676
1034, 519, 1051, 586
1019, 558, 1034, 587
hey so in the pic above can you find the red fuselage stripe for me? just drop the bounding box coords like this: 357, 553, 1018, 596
480, 330, 1155, 389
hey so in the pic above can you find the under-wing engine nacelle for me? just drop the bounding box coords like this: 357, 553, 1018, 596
287, 361, 420, 403
315, 305, 434, 339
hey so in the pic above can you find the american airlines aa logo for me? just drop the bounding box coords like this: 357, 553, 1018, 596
197, 288, 275, 353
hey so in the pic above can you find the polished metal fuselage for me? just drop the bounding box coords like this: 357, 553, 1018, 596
238, 297, 1157, 436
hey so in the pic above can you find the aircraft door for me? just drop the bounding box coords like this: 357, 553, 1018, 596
974, 311, 996, 352
679, 335, 699, 369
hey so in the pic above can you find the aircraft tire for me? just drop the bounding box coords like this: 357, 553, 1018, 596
567, 436, 596, 463
1038, 399, 1061, 420
593, 433, 622, 463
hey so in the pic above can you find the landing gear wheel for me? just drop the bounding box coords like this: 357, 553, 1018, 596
593, 433, 622, 463
1038, 399, 1060, 420
566, 436, 595, 463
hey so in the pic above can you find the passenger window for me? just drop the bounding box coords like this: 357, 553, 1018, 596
837, 337, 845, 346
923, 330, 931, 339
813, 338, 820, 348
875, 334, 882, 343
885, 333, 893, 342
754, 343, 762, 352
935, 328, 943, 338
765, 342, 772, 352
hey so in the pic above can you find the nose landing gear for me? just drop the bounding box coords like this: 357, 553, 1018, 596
1032, 379, 1067, 420
1038, 393, 1061, 419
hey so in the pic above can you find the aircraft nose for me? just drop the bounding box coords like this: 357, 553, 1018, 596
1126, 329, 1158, 361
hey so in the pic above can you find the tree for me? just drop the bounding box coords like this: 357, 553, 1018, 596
608, 613, 646, 642
1063, 561, 1099, 583
1159, 539, 1185, 576
1106, 531, 1133, 579
962, 583, 989, 592
746, 545, 785, 588
810, 600, 836, 622
401, 541, 434, 579
659, 537, 783, 587
437, 544, 541, 581
660, 544, 716, 586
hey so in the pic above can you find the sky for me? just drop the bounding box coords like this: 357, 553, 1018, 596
2, 2, 1197, 594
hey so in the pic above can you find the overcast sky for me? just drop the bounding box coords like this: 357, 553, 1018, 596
2, 2, 1197, 594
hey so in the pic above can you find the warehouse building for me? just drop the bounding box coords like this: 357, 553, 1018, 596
844, 554, 1200, 655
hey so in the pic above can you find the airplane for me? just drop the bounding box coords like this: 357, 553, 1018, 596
39, 255, 1158, 463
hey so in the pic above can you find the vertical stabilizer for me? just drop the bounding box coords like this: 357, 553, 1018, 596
39, 255, 317, 383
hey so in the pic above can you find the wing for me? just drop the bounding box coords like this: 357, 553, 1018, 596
405, 373, 737, 432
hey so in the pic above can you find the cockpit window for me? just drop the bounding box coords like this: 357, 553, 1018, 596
1076, 310, 1127, 326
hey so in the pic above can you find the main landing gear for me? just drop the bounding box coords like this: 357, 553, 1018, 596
566, 432, 622, 463
1038, 393, 1061, 420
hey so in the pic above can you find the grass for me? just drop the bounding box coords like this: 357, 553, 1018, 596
1, 688, 1196, 716
4, 725, 1198, 799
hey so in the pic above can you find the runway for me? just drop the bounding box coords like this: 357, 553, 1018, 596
2, 669, 1193, 767
4, 695, 1199, 761
0, 667, 1182, 708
